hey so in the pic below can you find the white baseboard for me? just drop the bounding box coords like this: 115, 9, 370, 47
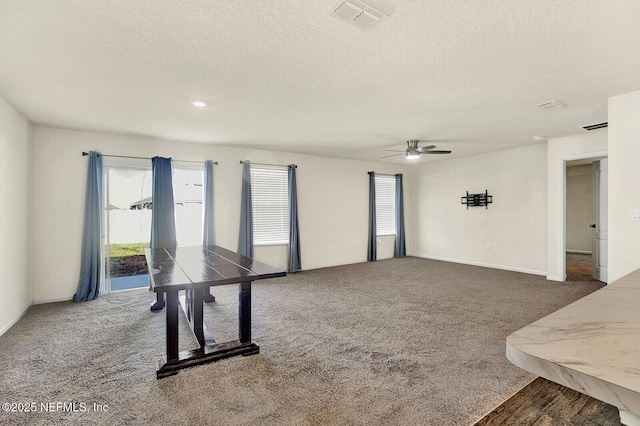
409, 253, 547, 277
566, 250, 592, 255
301, 258, 367, 272
546, 275, 564, 282
0, 302, 33, 337
33, 296, 73, 305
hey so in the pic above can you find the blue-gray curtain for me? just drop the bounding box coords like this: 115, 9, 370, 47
394, 174, 406, 258
367, 171, 377, 261
73, 152, 103, 302
238, 161, 253, 258
202, 160, 215, 247
288, 165, 301, 272
150, 157, 177, 249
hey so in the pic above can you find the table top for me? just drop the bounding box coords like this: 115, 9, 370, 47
506, 268, 640, 414
144, 245, 286, 292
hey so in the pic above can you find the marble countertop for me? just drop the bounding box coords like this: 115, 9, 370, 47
506, 268, 640, 417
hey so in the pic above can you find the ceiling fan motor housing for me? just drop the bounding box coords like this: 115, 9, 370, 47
406, 140, 420, 158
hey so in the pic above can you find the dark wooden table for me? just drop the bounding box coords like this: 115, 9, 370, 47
145, 245, 286, 379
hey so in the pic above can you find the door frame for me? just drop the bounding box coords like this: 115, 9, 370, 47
592, 158, 608, 282
558, 150, 608, 283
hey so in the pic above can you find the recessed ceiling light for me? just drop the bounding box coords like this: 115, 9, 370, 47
191, 101, 207, 108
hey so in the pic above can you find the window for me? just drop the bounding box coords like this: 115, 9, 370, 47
250, 166, 289, 245
375, 175, 396, 236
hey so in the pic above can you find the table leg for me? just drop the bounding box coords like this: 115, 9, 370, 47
193, 287, 205, 348
165, 290, 179, 363
150, 292, 165, 311
185, 289, 193, 322
239, 281, 252, 343
203, 290, 216, 303
156, 282, 260, 379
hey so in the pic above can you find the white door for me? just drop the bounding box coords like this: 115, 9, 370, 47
591, 159, 608, 282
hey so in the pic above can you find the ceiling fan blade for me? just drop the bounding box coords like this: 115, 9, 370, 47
424, 150, 451, 154
382, 149, 405, 152
416, 145, 437, 152
379, 153, 404, 159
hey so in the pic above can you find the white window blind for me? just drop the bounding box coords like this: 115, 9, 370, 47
375, 175, 396, 236
250, 166, 289, 245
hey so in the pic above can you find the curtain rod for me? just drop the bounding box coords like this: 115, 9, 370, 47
368, 171, 402, 177
240, 160, 297, 168
82, 151, 217, 165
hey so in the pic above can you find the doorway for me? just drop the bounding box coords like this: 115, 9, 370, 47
103, 163, 205, 293
104, 165, 153, 293
564, 156, 607, 283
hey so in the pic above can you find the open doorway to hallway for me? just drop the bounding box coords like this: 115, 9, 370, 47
565, 157, 607, 282
565, 252, 596, 281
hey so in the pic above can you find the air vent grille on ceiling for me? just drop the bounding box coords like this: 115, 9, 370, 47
583, 122, 608, 131
536, 100, 565, 110
330, 0, 387, 31
333, 0, 362, 20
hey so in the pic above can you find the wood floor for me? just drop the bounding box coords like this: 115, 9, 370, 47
566, 252, 597, 282
473, 377, 621, 426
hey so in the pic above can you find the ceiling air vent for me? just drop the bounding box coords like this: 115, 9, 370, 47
583, 122, 608, 131
330, 0, 387, 31
536, 100, 565, 110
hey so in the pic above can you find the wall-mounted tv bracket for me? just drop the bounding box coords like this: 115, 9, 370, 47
461, 190, 492, 209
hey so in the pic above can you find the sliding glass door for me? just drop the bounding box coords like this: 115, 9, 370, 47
104, 165, 153, 293
103, 163, 204, 293
173, 167, 204, 246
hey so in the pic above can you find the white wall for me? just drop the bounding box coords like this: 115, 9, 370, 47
609, 89, 640, 282
546, 130, 607, 281
0, 96, 33, 334
409, 144, 548, 275
31, 127, 409, 302
566, 165, 592, 253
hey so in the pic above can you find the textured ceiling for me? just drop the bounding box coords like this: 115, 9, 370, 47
1, 0, 639, 163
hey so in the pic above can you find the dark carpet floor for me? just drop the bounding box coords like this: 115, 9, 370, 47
0, 257, 605, 425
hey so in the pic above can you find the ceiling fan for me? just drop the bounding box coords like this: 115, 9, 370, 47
381, 140, 452, 159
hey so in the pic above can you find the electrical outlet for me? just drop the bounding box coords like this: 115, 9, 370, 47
492, 243, 498, 250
